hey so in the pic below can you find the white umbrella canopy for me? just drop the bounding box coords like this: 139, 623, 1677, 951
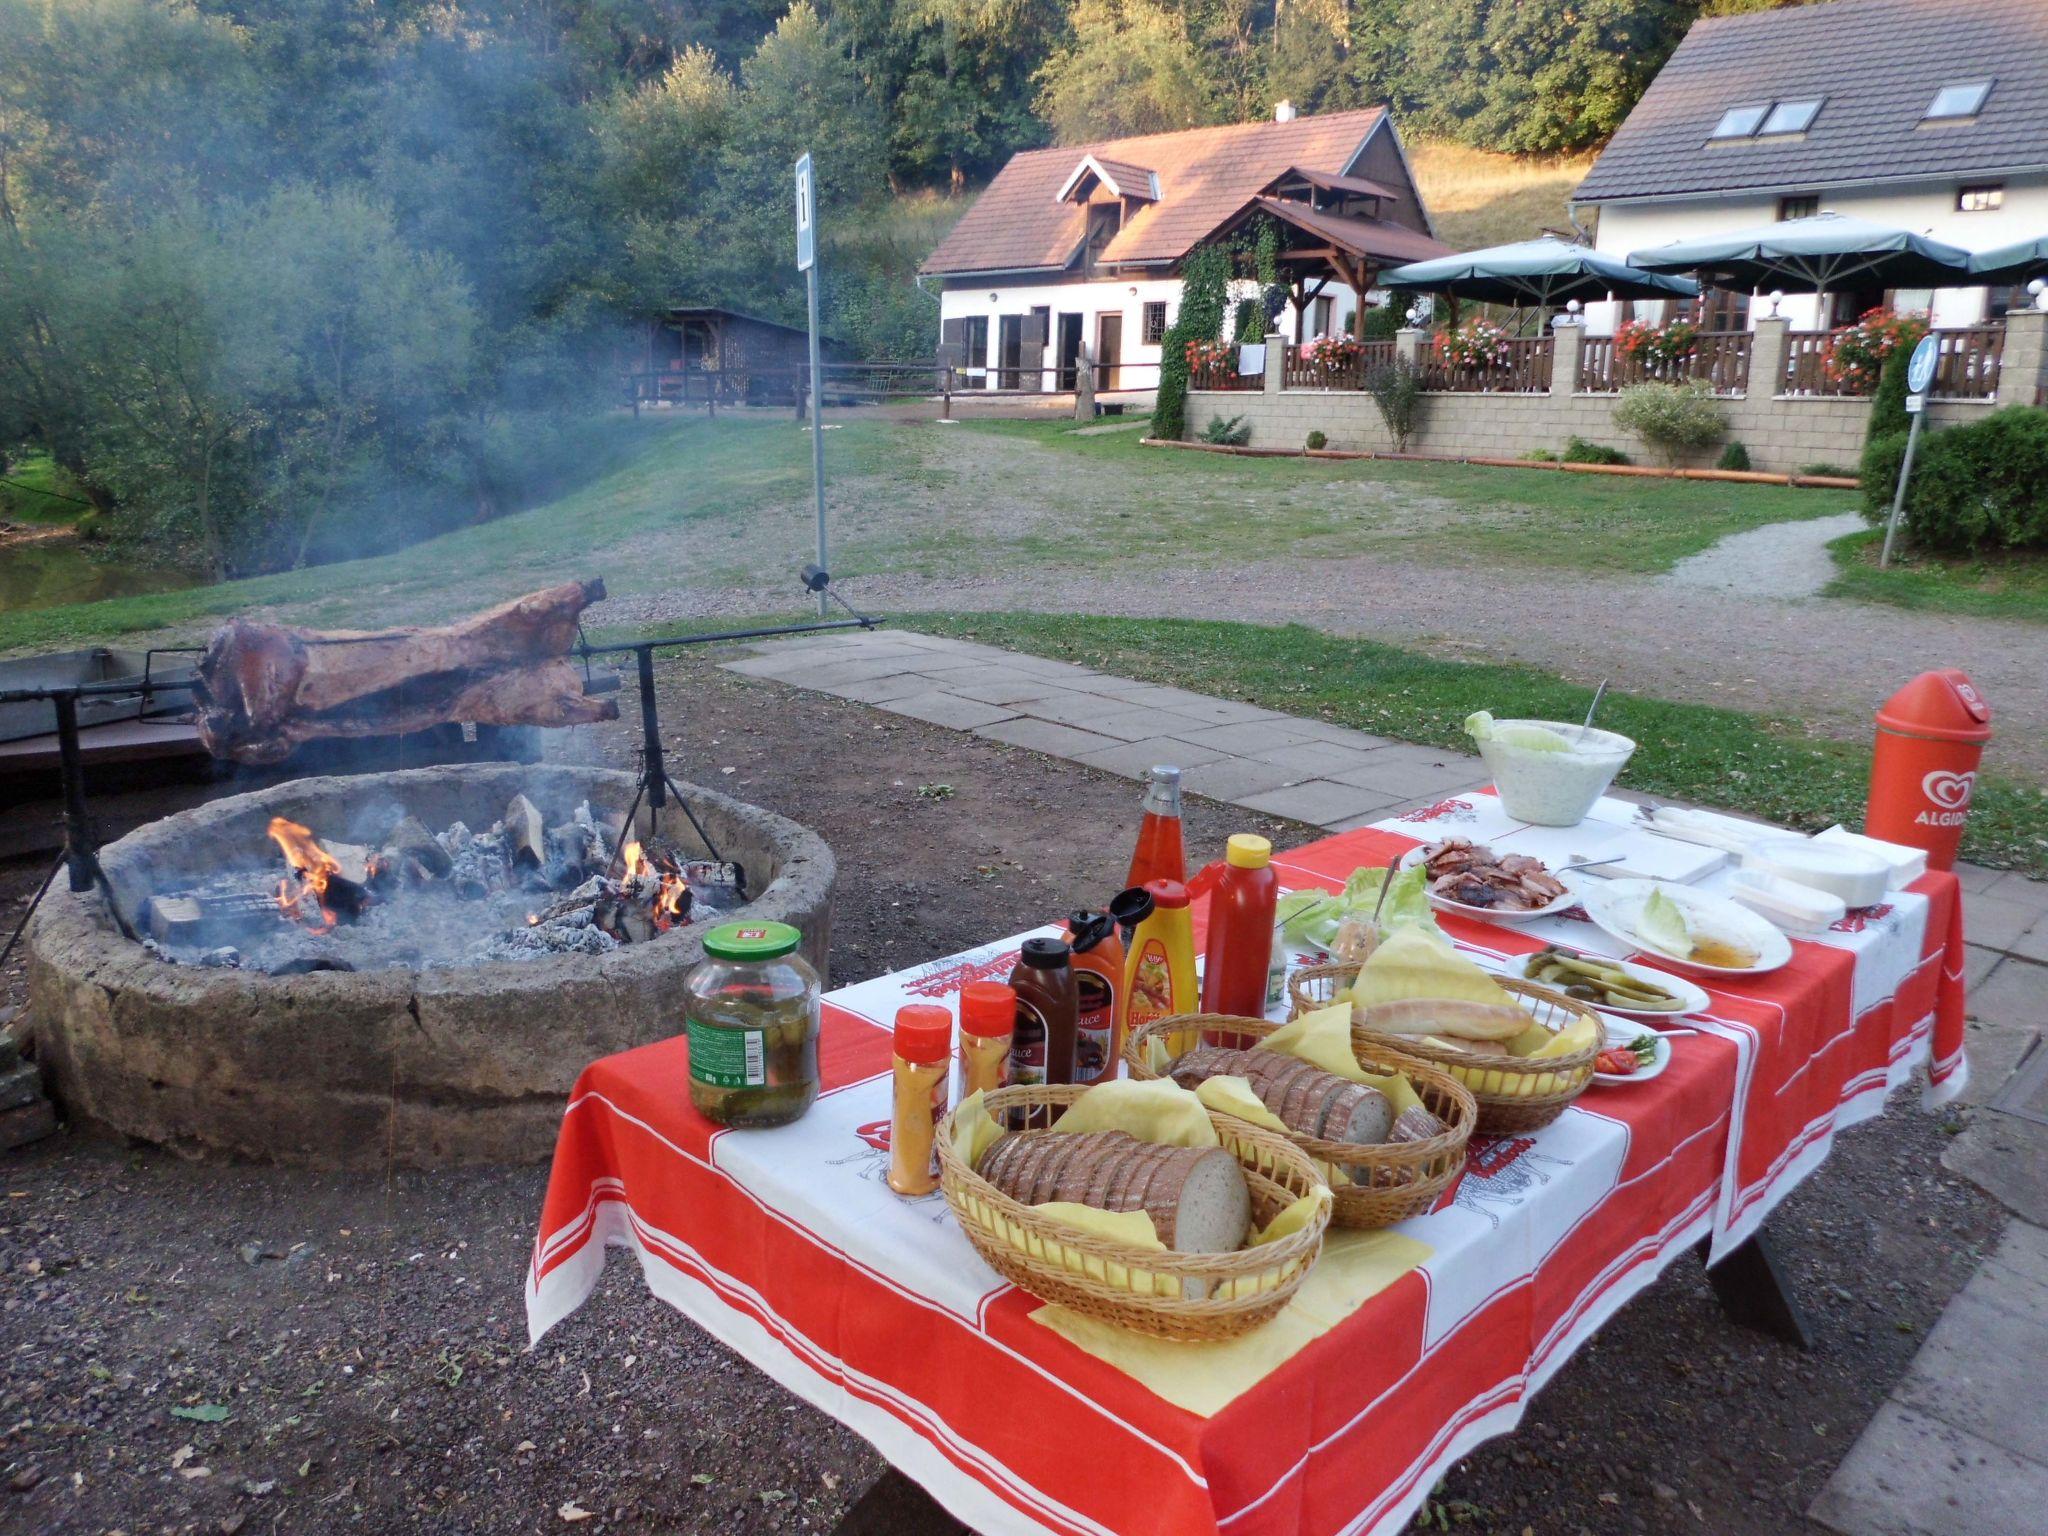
1626, 214, 1976, 303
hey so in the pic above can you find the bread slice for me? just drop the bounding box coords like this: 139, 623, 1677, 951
1388, 1105, 1447, 1143
1172, 1045, 1394, 1147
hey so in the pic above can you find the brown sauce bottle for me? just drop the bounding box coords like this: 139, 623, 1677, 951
1006, 937, 1079, 1128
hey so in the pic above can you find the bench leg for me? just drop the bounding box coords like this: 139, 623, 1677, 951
1700, 1227, 1812, 1349
832, 1469, 975, 1535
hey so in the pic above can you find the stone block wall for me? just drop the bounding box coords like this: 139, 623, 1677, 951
1184, 312, 2047, 474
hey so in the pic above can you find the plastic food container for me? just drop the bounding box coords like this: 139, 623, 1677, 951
682, 921, 822, 1128
1727, 868, 1847, 934
1474, 721, 1636, 827
1742, 837, 1891, 909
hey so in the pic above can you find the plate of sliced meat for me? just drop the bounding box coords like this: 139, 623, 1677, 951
1401, 838, 1580, 923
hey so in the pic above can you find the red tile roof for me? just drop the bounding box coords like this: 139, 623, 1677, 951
922, 108, 1393, 276
1245, 197, 1451, 267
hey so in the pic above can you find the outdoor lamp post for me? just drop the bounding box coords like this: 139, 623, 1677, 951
2031, 279, 2048, 312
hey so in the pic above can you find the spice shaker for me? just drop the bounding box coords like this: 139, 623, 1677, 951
956, 979, 1015, 1102
887, 1005, 952, 1197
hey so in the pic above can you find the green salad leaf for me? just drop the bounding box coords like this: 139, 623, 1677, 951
1635, 887, 1693, 959
1277, 865, 1437, 949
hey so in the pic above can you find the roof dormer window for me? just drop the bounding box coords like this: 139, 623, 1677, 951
1924, 80, 1992, 122
1757, 98, 1823, 135
1710, 105, 1769, 139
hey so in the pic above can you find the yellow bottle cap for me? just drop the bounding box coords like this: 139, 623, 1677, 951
1225, 834, 1272, 869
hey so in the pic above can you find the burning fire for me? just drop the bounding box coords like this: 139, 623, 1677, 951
621, 839, 690, 932
270, 816, 343, 930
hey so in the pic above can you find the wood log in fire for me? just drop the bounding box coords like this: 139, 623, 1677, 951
193, 579, 617, 763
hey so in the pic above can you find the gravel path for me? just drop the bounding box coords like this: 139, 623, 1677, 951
1664, 512, 1869, 598
614, 556, 2048, 782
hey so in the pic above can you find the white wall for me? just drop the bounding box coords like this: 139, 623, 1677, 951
1583, 172, 2048, 334
935, 274, 1382, 390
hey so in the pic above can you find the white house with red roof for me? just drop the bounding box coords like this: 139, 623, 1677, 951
919, 105, 1447, 395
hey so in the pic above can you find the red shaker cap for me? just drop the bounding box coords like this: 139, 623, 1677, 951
1876, 669, 1992, 744
958, 981, 1015, 1039
894, 1005, 953, 1064
1143, 878, 1190, 910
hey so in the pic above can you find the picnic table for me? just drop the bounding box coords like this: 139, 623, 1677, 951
527, 792, 1967, 1536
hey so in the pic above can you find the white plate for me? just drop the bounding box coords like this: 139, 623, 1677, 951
1515, 949, 1711, 1019
1571, 876, 1794, 977
1591, 1019, 1673, 1085
1399, 845, 1581, 924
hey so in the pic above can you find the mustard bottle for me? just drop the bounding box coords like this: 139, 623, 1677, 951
1122, 880, 1198, 1058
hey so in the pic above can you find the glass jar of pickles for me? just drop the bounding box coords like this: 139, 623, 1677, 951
682, 921, 821, 1128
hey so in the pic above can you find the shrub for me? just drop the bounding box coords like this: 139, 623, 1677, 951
1868, 343, 1914, 442
1199, 414, 1251, 447
1522, 448, 1558, 462
1801, 462, 1858, 479
1361, 303, 1404, 340
1717, 441, 1752, 472
1305, 429, 1327, 451
1613, 379, 1725, 466
1563, 436, 1629, 465
1363, 358, 1425, 452
1232, 296, 1263, 343
1859, 406, 2048, 554
1155, 243, 1232, 440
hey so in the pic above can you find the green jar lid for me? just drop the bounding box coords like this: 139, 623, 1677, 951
702, 920, 802, 962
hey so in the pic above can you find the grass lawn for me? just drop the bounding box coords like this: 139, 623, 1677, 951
1826, 528, 2048, 625
910, 611, 2048, 878
0, 411, 1853, 652
1406, 139, 1594, 252
0, 451, 91, 525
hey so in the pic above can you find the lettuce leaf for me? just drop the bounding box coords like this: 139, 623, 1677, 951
1635, 887, 1693, 959
1276, 865, 1437, 949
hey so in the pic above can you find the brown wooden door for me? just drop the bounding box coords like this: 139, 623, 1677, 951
1096, 312, 1123, 391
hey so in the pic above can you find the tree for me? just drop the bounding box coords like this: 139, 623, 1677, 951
1034, 0, 1216, 144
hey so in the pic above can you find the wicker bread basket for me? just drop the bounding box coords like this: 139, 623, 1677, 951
1289, 964, 1602, 1135
935, 1082, 1331, 1341
1121, 1013, 1475, 1229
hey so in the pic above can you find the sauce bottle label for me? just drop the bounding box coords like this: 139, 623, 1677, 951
1073, 971, 1115, 1084
1127, 937, 1176, 1028
688, 1021, 766, 1088
1008, 998, 1048, 1088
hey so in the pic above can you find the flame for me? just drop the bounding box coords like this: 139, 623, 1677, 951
270, 816, 341, 930
622, 839, 649, 880
619, 838, 687, 931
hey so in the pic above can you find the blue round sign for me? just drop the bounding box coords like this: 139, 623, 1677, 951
1906, 334, 1939, 395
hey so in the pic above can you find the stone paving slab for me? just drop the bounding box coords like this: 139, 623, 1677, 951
974, 716, 1123, 758
1809, 1400, 2048, 1536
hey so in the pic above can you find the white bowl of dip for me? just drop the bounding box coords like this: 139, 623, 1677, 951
1474, 720, 1636, 827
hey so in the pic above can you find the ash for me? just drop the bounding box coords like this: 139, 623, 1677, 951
148, 799, 742, 973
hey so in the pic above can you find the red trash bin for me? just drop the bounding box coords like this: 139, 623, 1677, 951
1866, 670, 1992, 871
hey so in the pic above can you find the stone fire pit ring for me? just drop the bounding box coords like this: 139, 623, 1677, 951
27, 763, 834, 1167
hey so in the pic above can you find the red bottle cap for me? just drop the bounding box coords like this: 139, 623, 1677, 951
1144, 878, 1190, 910
958, 981, 1015, 1038
895, 1005, 953, 1064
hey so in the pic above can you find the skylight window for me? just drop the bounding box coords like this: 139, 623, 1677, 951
1758, 98, 1824, 135
1924, 80, 1992, 121
1711, 105, 1769, 139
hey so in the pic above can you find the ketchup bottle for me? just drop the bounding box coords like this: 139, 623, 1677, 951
1201, 835, 1279, 1037
1125, 766, 1187, 890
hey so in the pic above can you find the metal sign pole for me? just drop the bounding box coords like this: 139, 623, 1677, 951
795, 153, 827, 617
1882, 334, 1942, 570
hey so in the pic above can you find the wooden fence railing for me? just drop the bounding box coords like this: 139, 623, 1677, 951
1577, 331, 1752, 395
1190, 357, 1262, 391
1421, 337, 1554, 394
1783, 325, 2007, 398
1283, 340, 1398, 390
1927, 325, 2004, 399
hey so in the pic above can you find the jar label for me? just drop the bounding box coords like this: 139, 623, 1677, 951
688, 1020, 766, 1088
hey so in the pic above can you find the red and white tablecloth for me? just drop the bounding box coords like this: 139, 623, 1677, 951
527, 794, 1966, 1536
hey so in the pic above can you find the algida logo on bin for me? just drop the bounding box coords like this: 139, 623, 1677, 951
1920, 769, 1977, 825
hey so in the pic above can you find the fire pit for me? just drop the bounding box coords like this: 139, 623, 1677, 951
24, 763, 834, 1166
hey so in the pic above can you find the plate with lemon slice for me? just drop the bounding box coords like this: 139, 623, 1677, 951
1573, 877, 1792, 978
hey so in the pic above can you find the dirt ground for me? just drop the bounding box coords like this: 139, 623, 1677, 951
0, 651, 2005, 1536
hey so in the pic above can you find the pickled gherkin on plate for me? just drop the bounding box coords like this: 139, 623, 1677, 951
1522, 946, 1684, 1012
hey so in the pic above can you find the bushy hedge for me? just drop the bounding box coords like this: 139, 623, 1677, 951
1562, 435, 1628, 465
1612, 379, 1724, 465
1860, 406, 2048, 554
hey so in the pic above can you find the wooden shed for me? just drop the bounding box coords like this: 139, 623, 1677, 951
624, 306, 847, 407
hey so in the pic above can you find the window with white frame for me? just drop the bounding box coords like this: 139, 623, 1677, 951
1924, 81, 1993, 122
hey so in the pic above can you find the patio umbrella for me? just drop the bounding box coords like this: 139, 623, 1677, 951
1968, 235, 2048, 287
1625, 214, 1975, 314
1377, 237, 1701, 307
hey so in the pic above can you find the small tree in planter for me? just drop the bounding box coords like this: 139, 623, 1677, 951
1613, 379, 1725, 466
1364, 359, 1425, 452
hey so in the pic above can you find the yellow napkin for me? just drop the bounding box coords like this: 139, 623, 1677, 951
1033, 1226, 1432, 1416
1348, 926, 1512, 1010
949, 1088, 1004, 1170
1193, 1075, 1288, 1133
1047, 1077, 1219, 1149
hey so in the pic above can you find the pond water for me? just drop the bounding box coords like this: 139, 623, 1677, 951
0, 538, 201, 613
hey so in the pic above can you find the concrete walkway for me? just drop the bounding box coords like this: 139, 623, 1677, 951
725, 625, 2048, 1536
